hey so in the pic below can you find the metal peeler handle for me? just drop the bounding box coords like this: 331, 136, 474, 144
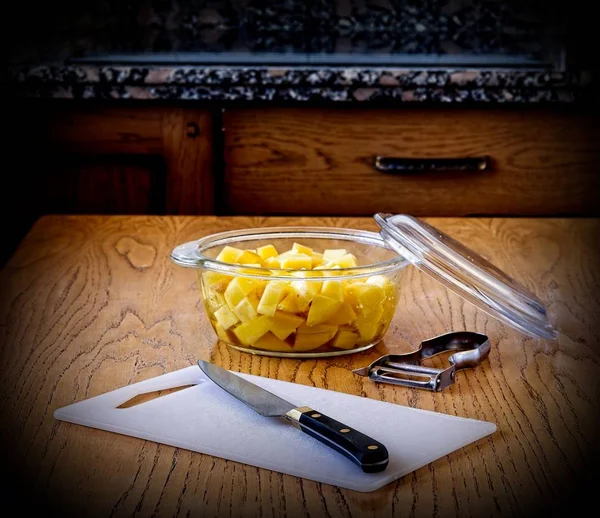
353, 332, 491, 391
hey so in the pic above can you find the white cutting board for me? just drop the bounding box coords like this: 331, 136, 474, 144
54, 365, 496, 492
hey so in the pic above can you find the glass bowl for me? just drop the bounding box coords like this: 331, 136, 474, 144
171, 227, 408, 357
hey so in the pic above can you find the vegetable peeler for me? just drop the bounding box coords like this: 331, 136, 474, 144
353, 332, 491, 391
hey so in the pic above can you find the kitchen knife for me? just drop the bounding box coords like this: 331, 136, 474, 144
198, 360, 389, 473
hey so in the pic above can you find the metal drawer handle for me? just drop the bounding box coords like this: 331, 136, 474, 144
374, 156, 489, 173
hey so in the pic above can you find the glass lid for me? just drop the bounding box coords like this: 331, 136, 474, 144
374, 213, 557, 340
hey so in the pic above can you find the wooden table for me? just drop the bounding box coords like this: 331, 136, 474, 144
1, 215, 598, 517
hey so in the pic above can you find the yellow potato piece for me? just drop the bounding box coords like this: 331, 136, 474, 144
256, 244, 279, 260
232, 315, 271, 345
313, 262, 343, 275
236, 250, 263, 265
323, 249, 347, 260
208, 278, 230, 296
354, 306, 384, 342
365, 275, 388, 288
224, 277, 259, 310
297, 323, 338, 334
292, 242, 314, 256
236, 264, 266, 275
276, 250, 294, 259
294, 330, 337, 351
216, 246, 245, 263
320, 280, 344, 301
253, 332, 294, 352
306, 294, 342, 326
325, 302, 357, 326
257, 281, 288, 316
268, 310, 304, 340
280, 254, 313, 269
214, 322, 237, 343
331, 329, 359, 349
291, 270, 323, 278
277, 292, 299, 313
214, 305, 239, 330
264, 256, 281, 268
268, 326, 296, 341
202, 271, 231, 288
331, 253, 358, 268
233, 293, 259, 323
290, 279, 321, 312
204, 288, 226, 314
269, 311, 304, 329
311, 252, 325, 268
345, 283, 385, 313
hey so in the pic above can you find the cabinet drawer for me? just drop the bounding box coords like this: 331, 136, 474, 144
223, 107, 600, 216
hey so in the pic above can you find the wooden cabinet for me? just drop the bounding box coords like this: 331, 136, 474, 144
3, 101, 599, 266
223, 107, 600, 216
2, 102, 215, 265
33, 104, 215, 215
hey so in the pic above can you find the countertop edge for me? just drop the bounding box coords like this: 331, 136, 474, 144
6, 64, 593, 103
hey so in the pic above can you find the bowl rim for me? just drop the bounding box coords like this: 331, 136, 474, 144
170, 226, 409, 280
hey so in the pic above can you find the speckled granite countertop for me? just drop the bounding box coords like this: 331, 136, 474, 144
11, 65, 588, 103
6, 0, 595, 103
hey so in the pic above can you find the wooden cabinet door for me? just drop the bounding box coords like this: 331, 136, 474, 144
2, 103, 215, 265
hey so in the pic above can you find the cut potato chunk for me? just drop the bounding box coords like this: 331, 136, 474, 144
277, 292, 299, 313
257, 281, 288, 316
202, 271, 231, 288
366, 275, 396, 299
311, 252, 324, 268
290, 279, 322, 311
331, 328, 360, 349
314, 262, 343, 275
294, 329, 337, 351
264, 256, 281, 268
306, 294, 342, 326
254, 332, 294, 352
214, 322, 237, 342
256, 244, 279, 260
233, 293, 259, 323
354, 306, 384, 342
214, 305, 239, 330
269, 311, 304, 329
268, 311, 304, 340
280, 254, 313, 269
320, 280, 344, 301
331, 253, 358, 268
233, 315, 271, 345
365, 275, 388, 288
323, 249, 347, 260
236, 250, 262, 265
292, 242, 314, 256
216, 246, 245, 263
345, 283, 385, 313
325, 302, 357, 326
297, 323, 338, 334
224, 277, 259, 309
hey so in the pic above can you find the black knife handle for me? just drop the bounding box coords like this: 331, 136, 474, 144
285, 407, 389, 473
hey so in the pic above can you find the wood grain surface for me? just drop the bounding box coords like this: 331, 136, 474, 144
224, 108, 600, 216
0, 215, 599, 518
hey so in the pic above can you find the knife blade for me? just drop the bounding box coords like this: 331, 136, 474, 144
198, 360, 389, 473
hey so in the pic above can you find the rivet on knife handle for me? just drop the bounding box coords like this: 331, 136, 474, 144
285, 407, 389, 473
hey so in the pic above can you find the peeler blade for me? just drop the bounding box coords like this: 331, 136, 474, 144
354, 332, 490, 391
